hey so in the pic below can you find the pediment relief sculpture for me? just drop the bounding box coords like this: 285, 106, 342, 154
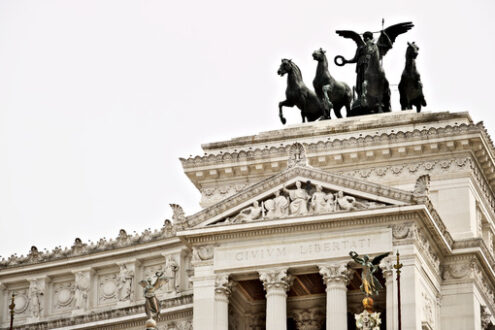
210, 180, 388, 226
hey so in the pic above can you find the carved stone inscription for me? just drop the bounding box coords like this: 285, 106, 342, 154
214, 228, 392, 270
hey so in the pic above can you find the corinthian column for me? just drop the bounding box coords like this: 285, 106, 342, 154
215, 274, 233, 330
319, 263, 352, 330
259, 269, 294, 330
379, 258, 395, 330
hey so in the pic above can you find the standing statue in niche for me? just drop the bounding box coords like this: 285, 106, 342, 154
349, 251, 390, 297
29, 281, 43, 318
74, 272, 90, 310
335, 21, 414, 116
139, 272, 169, 329
117, 264, 135, 301
312, 47, 352, 119
399, 42, 427, 113
164, 255, 179, 293
277, 59, 327, 125
264, 190, 289, 219
283, 181, 310, 216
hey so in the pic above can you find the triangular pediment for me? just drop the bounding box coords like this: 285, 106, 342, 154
183, 166, 416, 229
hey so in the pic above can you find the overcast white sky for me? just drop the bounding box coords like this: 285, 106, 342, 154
1, 0, 495, 258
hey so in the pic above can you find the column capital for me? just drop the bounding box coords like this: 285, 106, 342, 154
215, 274, 234, 297
259, 269, 294, 293
318, 263, 352, 286
379, 257, 394, 279
291, 307, 325, 330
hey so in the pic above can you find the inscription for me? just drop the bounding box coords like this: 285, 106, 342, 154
215, 229, 391, 270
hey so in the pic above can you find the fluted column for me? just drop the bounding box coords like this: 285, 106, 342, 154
215, 274, 233, 330
319, 263, 352, 330
259, 269, 293, 330
380, 258, 395, 330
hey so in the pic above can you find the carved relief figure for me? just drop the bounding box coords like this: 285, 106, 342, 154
264, 190, 289, 219
335, 191, 360, 211
164, 255, 179, 293
310, 185, 331, 213
74, 272, 90, 310
29, 281, 43, 318
117, 264, 135, 301
232, 201, 262, 223
283, 181, 310, 216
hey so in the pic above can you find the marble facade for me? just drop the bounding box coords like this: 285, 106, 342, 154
1, 111, 495, 329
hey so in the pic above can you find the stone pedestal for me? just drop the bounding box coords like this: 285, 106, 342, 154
259, 269, 293, 330
319, 263, 352, 330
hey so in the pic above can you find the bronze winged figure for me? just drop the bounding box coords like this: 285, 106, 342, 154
349, 251, 390, 297
334, 22, 414, 115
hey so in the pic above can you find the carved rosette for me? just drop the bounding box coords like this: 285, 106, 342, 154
291, 308, 325, 330
319, 263, 353, 287
215, 274, 234, 298
259, 269, 294, 293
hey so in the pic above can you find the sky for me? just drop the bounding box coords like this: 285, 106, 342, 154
1, 0, 495, 258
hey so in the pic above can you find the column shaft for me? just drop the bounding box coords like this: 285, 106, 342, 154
266, 287, 288, 330
326, 281, 348, 330
215, 293, 229, 330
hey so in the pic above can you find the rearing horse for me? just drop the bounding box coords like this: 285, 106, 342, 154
398, 42, 427, 112
277, 59, 326, 124
312, 48, 352, 118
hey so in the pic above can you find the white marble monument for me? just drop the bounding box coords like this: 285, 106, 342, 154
1, 111, 495, 330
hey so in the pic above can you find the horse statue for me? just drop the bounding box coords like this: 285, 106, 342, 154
398, 42, 427, 112
335, 22, 414, 116
312, 48, 352, 119
277, 58, 327, 124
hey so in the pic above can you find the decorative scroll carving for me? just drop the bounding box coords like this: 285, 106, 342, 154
319, 263, 353, 285
290, 308, 325, 330
192, 245, 214, 261
170, 203, 186, 225
211, 181, 388, 226
215, 274, 234, 297
481, 305, 492, 330
259, 269, 294, 292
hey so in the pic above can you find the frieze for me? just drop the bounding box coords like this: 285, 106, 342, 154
209, 181, 388, 226
16, 295, 193, 330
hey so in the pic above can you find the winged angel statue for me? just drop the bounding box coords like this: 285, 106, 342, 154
334, 22, 414, 115
349, 251, 390, 297
139, 272, 168, 320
